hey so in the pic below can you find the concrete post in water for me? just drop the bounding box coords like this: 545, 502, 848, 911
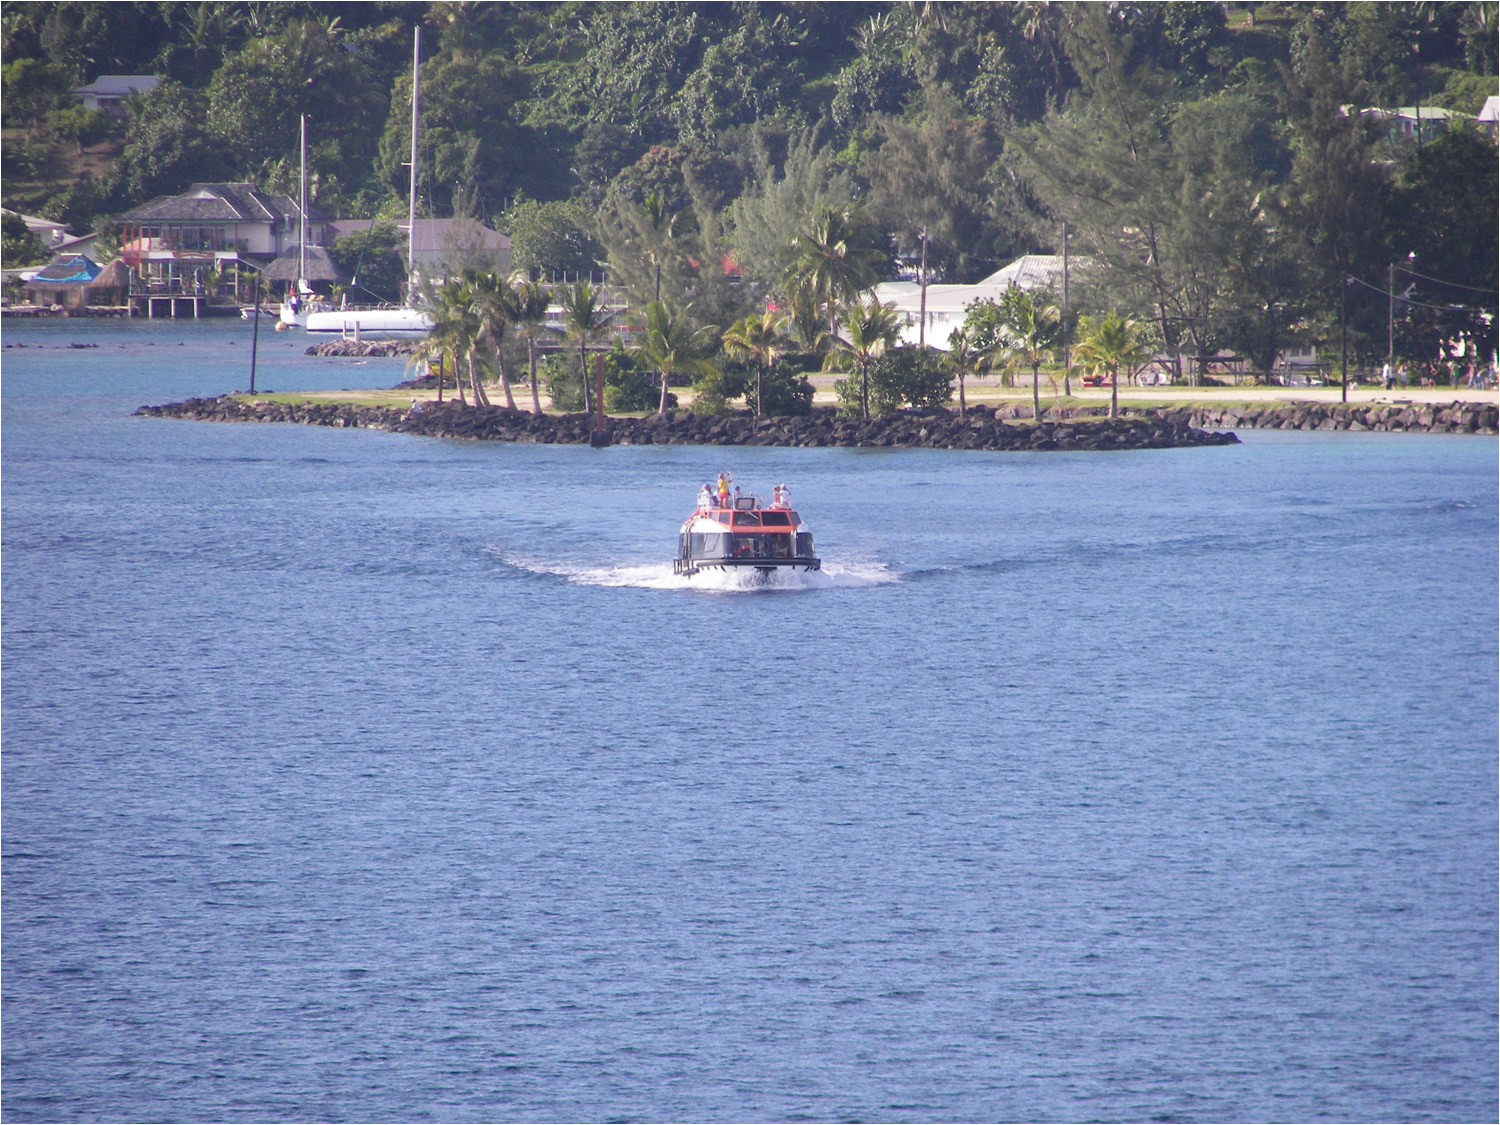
590, 354, 611, 447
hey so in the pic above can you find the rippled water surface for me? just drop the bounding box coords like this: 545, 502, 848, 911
4, 319, 1496, 1122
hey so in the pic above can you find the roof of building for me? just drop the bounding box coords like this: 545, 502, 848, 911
52, 231, 97, 255
1, 208, 68, 237
875, 254, 1086, 314
1478, 95, 1500, 123
982, 253, 1072, 291
28, 255, 101, 284
73, 75, 160, 97
120, 183, 328, 225
88, 259, 131, 290
1360, 105, 1469, 121
260, 245, 348, 284
328, 217, 510, 257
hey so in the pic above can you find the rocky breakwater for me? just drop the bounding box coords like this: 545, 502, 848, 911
305, 339, 423, 357
1181, 401, 1497, 435
134, 398, 1239, 451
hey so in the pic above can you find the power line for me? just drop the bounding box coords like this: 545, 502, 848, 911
1394, 263, 1499, 295
1347, 273, 1497, 313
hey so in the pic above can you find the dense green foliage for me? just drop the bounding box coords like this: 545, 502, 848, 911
3, 0, 1495, 374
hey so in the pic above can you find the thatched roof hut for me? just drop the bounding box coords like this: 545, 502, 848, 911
85, 258, 130, 304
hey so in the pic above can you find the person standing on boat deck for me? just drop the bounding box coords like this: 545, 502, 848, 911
717, 474, 730, 508
698, 484, 713, 510
778, 484, 792, 509
733, 485, 742, 506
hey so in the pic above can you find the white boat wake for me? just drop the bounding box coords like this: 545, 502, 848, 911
492, 550, 900, 592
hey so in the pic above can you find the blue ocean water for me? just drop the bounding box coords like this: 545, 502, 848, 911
3, 318, 1496, 1123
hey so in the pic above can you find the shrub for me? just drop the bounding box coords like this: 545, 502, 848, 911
760, 357, 814, 415
600, 343, 657, 412
839, 346, 953, 416
542, 352, 585, 412
689, 367, 737, 415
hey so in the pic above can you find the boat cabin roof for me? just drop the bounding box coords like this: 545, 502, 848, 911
685, 489, 805, 532
689, 508, 799, 529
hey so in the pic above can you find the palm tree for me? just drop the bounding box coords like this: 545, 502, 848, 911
781, 277, 824, 354
469, 271, 517, 410
413, 277, 485, 405
1072, 312, 1152, 419
511, 279, 552, 414
785, 205, 884, 336
641, 190, 678, 303
634, 301, 719, 416
407, 280, 479, 406
722, 309, 787, 415
994, 287, 1062, 420
555, 280, 615, 414
822, 294, 902, 419
947, 325, 982, 414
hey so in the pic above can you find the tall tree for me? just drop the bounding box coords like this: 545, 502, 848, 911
1019, 6, 1186, 375
1278, 29, 1391, 366
555, 280, 615, 415
995, 286, 1063, 419
723, 309, 787, 415
822, 295, 903, 419
946, 325, 982, 413
1389, 129, 1499, 365
511, 280, 553, 414
634, 301, 719, 416
1073, 312, 1152, 418
785, 205, 887, 336
863, 88, 1023, 283
470, 271, 517, 410
729, 127, 857, 290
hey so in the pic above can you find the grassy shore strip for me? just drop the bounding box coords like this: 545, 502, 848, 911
136, 396, 1240, 451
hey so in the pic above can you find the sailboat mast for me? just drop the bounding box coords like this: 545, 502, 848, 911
299, 114, 307, 289
407, 27, 420, 305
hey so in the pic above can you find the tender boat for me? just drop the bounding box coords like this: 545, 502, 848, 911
674, 486, 820, 577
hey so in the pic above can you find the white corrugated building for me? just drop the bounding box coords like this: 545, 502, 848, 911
873, 254, 1084, 350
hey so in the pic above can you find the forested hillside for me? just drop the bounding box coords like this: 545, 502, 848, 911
3, 1, 1496, 369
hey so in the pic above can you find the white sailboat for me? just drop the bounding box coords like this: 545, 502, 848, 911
305, 28, 432, 341
278, 115, 329, 328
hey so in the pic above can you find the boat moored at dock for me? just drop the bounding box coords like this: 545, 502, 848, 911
674, 482, 820, 577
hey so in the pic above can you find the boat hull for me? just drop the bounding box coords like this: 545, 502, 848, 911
673, 557, 821, 577
305, 308, 432, 340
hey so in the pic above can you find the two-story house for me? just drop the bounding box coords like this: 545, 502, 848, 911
119, 183, 334, 299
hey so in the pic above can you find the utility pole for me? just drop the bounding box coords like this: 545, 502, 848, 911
1340, 272, 1348, 405
917, 226, 928, 351
1062, 220, 1071, 397
1388, 260, 1395, 369
249, 271, 261, 394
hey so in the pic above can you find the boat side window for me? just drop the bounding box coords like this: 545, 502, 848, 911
732, 511, 761, 526
715, 512, 732, 525
796, 532, 814, 556
760, 511, 791, 527
690, 532, 724, 557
